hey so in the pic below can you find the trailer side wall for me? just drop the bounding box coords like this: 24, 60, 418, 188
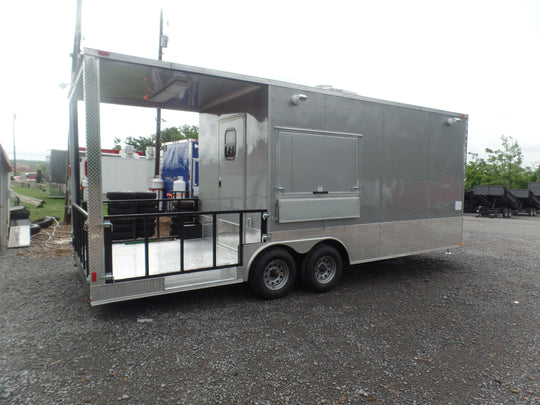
265, 86, 466, 263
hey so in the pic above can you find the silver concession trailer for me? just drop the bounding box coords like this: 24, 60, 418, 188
68, 49, 468, 306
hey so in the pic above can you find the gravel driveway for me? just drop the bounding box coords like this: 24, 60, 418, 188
1, 215, 538, 404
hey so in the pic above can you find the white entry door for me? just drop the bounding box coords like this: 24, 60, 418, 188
218, 114, 246, 211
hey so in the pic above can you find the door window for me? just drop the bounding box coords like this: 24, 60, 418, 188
224, 128, 236, 160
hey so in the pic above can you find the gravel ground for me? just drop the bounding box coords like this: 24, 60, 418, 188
0, 215, 538, 404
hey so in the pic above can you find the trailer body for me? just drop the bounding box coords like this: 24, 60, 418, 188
473, 185, 521, 217
68, 49, 467, 305
78, 148, 155, 198
529, 182, 540, 196
45, 149, 68, 197
509, 189, 539, 216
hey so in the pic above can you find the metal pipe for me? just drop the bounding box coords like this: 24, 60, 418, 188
154, 8, 164, 177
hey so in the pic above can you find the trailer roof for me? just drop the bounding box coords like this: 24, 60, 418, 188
0, 144, 13, 171
71, 48, 465, 117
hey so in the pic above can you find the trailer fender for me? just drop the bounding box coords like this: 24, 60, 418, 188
245, 237, 349, 278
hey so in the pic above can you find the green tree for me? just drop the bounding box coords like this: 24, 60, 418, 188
465, 135, 532, 189
532, 166, 540, 183
484, 136, 526, 188
465, 152, 488, 190
114, 125, 198, 151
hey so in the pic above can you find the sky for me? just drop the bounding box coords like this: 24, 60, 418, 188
1, 0, 539, 167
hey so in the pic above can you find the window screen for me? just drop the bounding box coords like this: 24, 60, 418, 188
278, 129, 362, 194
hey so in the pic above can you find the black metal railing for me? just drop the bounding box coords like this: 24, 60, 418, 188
101, 198, 267, 282
72, 203, 89, 276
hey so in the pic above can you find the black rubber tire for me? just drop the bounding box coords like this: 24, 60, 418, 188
249, 248, 296, 299
169, 220, 200, 230
301, 244, 343, 293
172, 200, 197, 211
106, 191, 137, 201
135, 192, 156, 200
136, 223, 156, 232
30, 224, 41, 236
10, 206, 30, 220
31, 216, 55, 229
170, 215, 197, 225
136, 229, 156, 238
137, 206, 158, 213
110, 218, 136, 226
169, 223, 202, 238
111, 232, 137, 241
111, 223, 137, 233
108, 206, 137, 215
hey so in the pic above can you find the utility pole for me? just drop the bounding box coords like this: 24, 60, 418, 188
154, 8, 166, 177
12, 114, 16, 176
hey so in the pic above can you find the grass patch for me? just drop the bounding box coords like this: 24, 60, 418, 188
11, 187, 66, 221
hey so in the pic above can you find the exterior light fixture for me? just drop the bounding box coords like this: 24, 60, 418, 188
291, 94, 308, 105
446, 117, 461, 126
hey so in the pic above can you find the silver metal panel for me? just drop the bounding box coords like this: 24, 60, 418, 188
270, 222, 381, 263
84, 48, 467, 117
268, 86, 467, 234
381, 106, 430, 221
91, 266, 244, 306
218, 114, 246, 211
245, 114, 268, 210
112, 239, 238, 280
277, 197, 360, 223
90, 277, 165, 306
198, 113, 220, 211
239, 243, 264, 280
200, 112, 268, 212
427, 113, 467, 218
164, 268, 240, 290
8, 225, 30, 248
269, 217, 461, 264
276, 129, 362, 194
83, 56, 106, 283
380, 217, 462, 257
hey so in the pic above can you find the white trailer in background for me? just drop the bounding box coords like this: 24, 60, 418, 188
77, 148, 155, 199
68, 49, 467, 306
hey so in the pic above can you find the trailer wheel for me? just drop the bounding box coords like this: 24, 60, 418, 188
249, 248, 296, 299
301, 245, 343, 293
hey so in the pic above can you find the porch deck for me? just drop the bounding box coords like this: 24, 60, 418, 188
111, 237, 239, 281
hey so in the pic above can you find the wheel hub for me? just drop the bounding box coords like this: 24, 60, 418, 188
263, 260, 289, 290
314, 256, 336, 283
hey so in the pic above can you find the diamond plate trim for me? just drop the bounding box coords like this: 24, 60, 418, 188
380, 217, 462, 257
84, 55, 105, 283
268, 217, 462, 264
90, 278, 165, 306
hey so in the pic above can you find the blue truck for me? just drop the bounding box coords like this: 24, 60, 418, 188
161, 139, 199, 199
